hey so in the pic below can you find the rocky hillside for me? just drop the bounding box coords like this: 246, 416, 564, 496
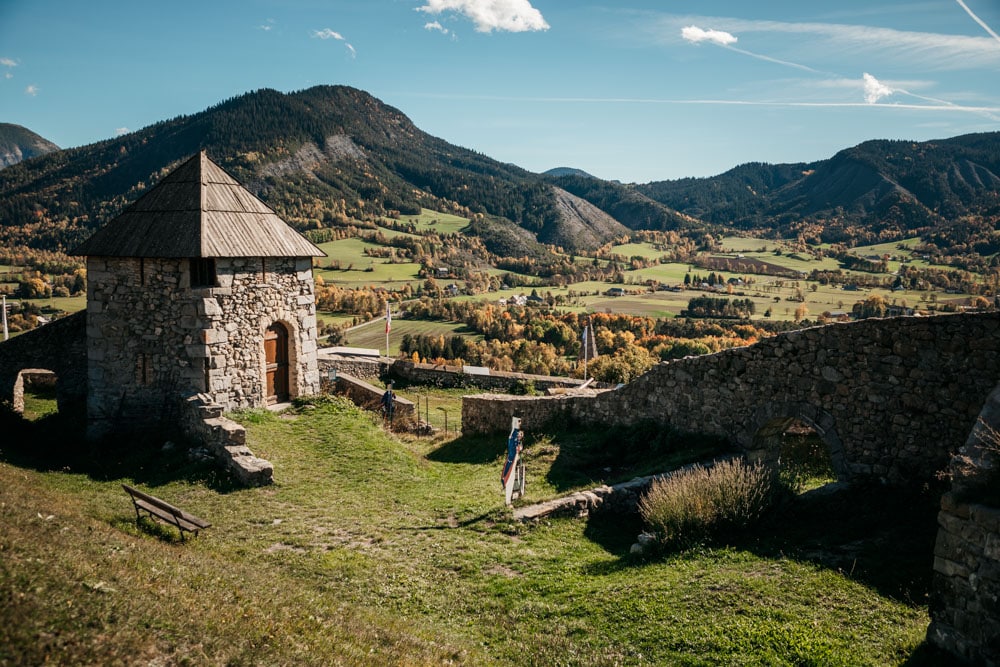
0, 123, 59, 168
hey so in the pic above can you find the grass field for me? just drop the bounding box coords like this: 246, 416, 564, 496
342, 317, 483, 356
396, 208, 471, 235
0, 396, 944, 665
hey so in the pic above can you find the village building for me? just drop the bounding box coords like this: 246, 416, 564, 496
71, 151, 325, 439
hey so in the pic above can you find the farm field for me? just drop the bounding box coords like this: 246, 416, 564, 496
341, 316, 483, 356
395, 208, 471, 235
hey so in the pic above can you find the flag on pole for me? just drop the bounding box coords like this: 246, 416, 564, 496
385, 301, 392, 334
581, 325, 588, 353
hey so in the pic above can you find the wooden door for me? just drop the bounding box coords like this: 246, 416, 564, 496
264, 322, 289, 404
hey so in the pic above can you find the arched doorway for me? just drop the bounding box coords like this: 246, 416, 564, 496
745, 402, 849, 489
264, 322, 290, 405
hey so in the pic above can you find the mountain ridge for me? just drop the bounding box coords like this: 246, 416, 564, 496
0, 123, 60, 169
1, 87, 998, 262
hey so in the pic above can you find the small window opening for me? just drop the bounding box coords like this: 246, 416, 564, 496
190, 258, 216, 288
136, 353, 154, 386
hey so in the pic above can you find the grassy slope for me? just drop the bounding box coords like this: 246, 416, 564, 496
1, 397, 937, 665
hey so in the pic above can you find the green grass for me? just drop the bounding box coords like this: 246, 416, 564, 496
343, 318, 483, 356
20, 384, 59, 421
396, 209, 471, 235
0, 398, 943, 665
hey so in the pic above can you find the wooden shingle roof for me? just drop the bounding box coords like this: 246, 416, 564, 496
72, 151, 324, 258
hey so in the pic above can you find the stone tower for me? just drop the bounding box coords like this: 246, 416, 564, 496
72, 151, 325, 439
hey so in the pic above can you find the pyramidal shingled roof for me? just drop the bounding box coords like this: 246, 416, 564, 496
72, 151, 324, 258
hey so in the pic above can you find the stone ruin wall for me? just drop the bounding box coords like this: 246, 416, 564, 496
463, 313, 1000, 485
0, 311, 87, 415
927, 385, 1000, 664
389, 359, 600, 392
86, 256, 320, 437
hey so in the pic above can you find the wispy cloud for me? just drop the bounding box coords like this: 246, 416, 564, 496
0, 57, 17, 68
312, 28, 345, 40
955, 0, 1000, 45
311, 28, 356, 58
417, 0, 549, 33
24, 84, 38, 96
681, 26, 736, 46
259, 18, 275, 32
425, 20, 450, 35
656, 15, 1000, 70
114, 127, 129, 136
402, 92, 1000, 115
680, 25, 822, 73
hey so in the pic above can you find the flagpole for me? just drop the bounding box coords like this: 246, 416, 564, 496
2, 294, 8, 341
385, 301, 391, 357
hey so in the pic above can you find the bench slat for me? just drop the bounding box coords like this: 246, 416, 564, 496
132, 498, 206, 532
122, 484, 211, 535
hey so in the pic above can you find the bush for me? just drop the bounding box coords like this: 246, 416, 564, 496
639, 458, 785, 550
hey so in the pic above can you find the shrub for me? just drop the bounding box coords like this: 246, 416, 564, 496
639, 458, 784, 550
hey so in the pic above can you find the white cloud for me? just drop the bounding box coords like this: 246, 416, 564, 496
259, 18, 275, 31
24, 84, 38, 96
417, 0, 548, 33
425, 21, 449, 34
115, 127, 129, 136
312, 28, 357, 58
681, 25, 737, 46
862, 72, 893, 104
0, 57, 17, 68
4, 73, 11, 80
312, 28, 345, 40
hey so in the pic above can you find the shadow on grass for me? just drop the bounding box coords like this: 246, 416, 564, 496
589, 480, 942, 604
426, 433, 503, 465
543, 422, 732, 493
0, 407, 242, 493
743, 481, 942, 605
109, 516, 191, 544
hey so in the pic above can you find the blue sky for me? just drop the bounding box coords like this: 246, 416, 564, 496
1, 0, 999, 182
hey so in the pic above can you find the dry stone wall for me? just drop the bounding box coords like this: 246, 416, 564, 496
85, 256, 320, 438
928, 383, 1000, 664
464, 313, 1000, 485
0, 311, 86, 416
390, 359, 600, 392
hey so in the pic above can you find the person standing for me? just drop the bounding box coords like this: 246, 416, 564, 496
380, 382, 396, 430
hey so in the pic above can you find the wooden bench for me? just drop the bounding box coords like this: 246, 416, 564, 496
122, 484, 211, 539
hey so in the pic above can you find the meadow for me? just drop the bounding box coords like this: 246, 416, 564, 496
0, 395, 943, 665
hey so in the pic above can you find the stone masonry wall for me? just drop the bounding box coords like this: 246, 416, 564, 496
0, 311, 86, 416
463, 313, 1000, 485
927, 383, 1000, 664
331, 373, 416, 431
390, 359, 599, 392
178, 393, 273, 487
86, 256, 320, 438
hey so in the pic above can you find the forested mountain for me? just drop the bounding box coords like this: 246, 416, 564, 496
545, 173, 702, 233
637, 133, 1000, 251
0, 86, 624, 254
2, 85, 998, 262
0, 123, 59, 169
